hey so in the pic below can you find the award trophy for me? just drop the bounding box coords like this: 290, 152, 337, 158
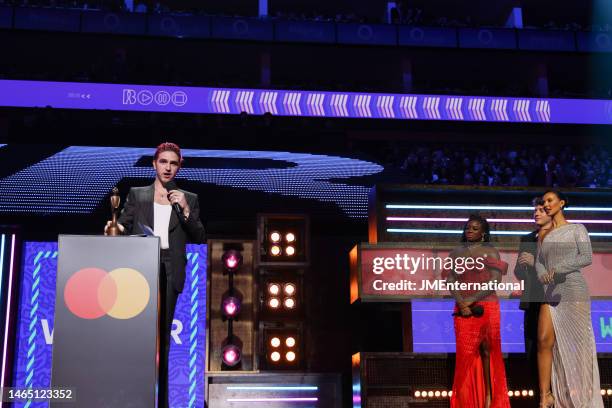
107, 187, 121, 236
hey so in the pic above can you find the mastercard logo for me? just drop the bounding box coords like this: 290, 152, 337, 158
64, 267, 150, 320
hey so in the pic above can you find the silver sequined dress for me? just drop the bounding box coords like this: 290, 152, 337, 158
535, 223, 603, 407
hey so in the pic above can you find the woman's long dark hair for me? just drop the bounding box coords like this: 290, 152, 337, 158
461, 214, 491, 243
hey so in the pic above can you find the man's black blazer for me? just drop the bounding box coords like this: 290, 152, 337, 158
513, 230, 544, 310
118, 183, 206, 292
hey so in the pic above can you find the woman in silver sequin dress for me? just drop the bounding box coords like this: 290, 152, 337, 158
536, 191, 603, 408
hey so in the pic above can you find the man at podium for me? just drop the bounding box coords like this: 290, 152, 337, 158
105, 142, 206, 408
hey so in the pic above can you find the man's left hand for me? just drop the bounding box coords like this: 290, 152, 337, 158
168, 190, 190, 216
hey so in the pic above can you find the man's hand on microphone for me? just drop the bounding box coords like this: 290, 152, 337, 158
167, 190, 190, 218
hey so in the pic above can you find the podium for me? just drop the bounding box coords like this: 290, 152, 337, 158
51, 235, 160, 407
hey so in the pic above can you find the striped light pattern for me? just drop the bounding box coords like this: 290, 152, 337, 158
0, 234, 16, 408
2, 79, 612, 124
227, 397, 318, 402
227, 386, 318, 391
386, 228, 612, 237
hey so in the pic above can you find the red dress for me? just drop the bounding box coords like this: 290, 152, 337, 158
447, 257, 511, 408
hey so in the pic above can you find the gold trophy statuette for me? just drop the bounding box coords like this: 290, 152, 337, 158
107, 187, 121, 236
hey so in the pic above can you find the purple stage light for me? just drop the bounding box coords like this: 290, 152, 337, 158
222, 250, 243, 272
221, 296, 241, 318
222, 344, 242, 367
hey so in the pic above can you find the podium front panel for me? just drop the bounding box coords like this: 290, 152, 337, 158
51, 235, 160, 407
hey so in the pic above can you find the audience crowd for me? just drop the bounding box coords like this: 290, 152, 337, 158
381, 143, 611, 188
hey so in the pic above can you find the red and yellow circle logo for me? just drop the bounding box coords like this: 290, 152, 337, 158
64, 267, 150, 320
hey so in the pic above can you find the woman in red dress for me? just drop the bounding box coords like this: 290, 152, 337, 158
445, 214, 510, 408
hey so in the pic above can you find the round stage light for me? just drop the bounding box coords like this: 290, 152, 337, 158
271, 351, 281, 362
270, 245, 281, 256
427, 391, 434, 397
222, 250, 243, 271
441, 391, 448, 397
434, 391, 440, 397
270, 231, 281, 243
270, 337, 281, 348
448, 391, 452, 397
284, 297, 296, 309
602, 390, 606, 396
607, 389, 612, 396
284, 283, 296, 295
528, 390, 534, 397
268, 283, 280, 295
286, 337, 296, 348
414, 391, 420, 398
507, 391, 512, 397
221, 296, 241, 318
221, 344, 241, 367
286, 351, 296, 362
268, 298, 280, 308
286, 232, 296, 243
521, 390, 527, 397
285, 246, 296, 256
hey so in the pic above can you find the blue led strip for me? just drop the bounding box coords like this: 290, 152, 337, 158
0, 235, 4, 308
1, 79, 612, 124
186, 251, 198, 408
0, 146, 382, 218
24, 249, 57, 408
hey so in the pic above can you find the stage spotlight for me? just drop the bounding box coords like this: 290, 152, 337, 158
521, 390, 527, 397
427, 391, 433, 397
286, 232, 296, 243
221, 343, 241, 367
448, 391, 452, 397
268, 283, 281, 295
528, 390, 534, 397
414, 391, 421, 398
285, 246, 295, 256
268, 298, 280, 308
270, 245, 281, 256
286, 351, 296, 362
284, 297, 296, 309
271, 352, 281, 362
607, 389, 612, 396
270, 231, 281, 243
222, 249, 243, 272
434, 391, 440, 397
270, 337, 281, 347
602, 390, 606, 396
507, 391, 512, 397
286, 337, 296, 347
441, 391, 448, 397
221, 296, 242, 318
284, 283, 296, 295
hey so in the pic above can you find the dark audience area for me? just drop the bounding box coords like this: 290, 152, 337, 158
380, 143, 611, 188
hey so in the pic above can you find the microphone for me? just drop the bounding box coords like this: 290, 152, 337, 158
452, 304, 484, 317
163, 181, 183, 219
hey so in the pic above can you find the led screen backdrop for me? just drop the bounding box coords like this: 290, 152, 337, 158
0, 146, 382, 219
12, 241, 207, 408
412, 299, 612, 353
